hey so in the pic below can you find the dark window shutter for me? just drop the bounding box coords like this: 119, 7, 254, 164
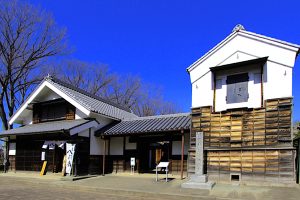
226, 73, 249, 104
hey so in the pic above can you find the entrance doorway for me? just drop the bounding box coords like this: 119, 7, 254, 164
139, 141, 170, 173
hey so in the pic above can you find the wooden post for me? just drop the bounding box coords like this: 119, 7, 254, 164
298, 139, 300, 184
180, 131, 185, 180
53, 147, 55, 173
213, 73, 216, 112
260, 64, 264, 107
102, 139, 106, 176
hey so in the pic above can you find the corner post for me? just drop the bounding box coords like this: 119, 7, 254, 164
102, 138, 106, 176
180, 129, 185, 180
298, 139, 300, 184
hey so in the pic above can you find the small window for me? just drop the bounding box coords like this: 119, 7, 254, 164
226, 73, 249, 104
231, 174, 240, 182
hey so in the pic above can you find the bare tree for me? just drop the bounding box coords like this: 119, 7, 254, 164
132, 86, 179, 116
109, 79, 180, 116
51, 59, 115, 97
293, 121, 300, 139
107, 75, 142, 110
0, 0, 67, 130
51, 60, 180, 117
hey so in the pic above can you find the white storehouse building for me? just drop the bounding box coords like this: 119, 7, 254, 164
187, 25, 300, 183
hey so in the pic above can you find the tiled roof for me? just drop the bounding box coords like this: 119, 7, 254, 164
96, 113, 191, 136
187, 26, 300, 72
47, 77, 137, 120
0, 119, 92, 136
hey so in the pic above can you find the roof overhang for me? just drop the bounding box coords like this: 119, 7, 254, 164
210, 57, 268, 73
0, 119, 97, 137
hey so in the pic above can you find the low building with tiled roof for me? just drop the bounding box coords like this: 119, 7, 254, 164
0, 76, 191, 176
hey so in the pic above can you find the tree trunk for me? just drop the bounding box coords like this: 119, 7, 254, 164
0, 93, 8, 130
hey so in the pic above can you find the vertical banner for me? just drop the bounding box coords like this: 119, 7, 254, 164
41, 152, 46, 161
66, 143, 76, 175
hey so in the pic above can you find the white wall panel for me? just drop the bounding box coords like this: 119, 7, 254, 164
109, 137, 124, 155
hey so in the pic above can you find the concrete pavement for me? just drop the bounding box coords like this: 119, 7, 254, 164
0, 172, 300, 200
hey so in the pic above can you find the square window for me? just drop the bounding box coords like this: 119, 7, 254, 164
226, 73, 249, 104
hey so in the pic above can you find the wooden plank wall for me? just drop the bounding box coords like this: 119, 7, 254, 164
111, 159, 188, 174
188, 97, 295, 182
207, 150, 294, 181
170, 159, 187, 175
8, 155, 16, 171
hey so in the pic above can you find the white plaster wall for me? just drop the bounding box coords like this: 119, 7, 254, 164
171, 133, 189, 155
192, 72, 213, 108
189, 33, 298, 109
109, 137, 124, 155
78, 129, 89, 137
38, 90, 61, 101
214, 65, 261, 111
90, 114, 114, 155
90, 133, 109, 155
125, 136, 137, 150
264, 62, 293, 100
189, 34, 297, 83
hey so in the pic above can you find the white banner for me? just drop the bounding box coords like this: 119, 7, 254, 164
41, 152, 46, 161
66, 143, 76, 175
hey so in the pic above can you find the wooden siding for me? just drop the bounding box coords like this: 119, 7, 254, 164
170, 159, 187, 175
207, 149, 295, 181
106, 157, 187, 175
188, 97, 295, 182
191, 98, 292, 148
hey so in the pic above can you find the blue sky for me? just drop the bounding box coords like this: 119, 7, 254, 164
25, 0, 300, 120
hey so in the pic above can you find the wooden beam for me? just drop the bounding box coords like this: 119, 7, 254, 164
213, 73, 216, 112
180, 131, 185, 180
260, 64, 264, 107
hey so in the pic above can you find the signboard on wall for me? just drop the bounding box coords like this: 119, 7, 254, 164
8, 143, 16, 156
131, 157, 135, 166
66, 143, 76, 175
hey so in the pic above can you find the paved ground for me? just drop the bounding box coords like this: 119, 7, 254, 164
0, 172, 300, 200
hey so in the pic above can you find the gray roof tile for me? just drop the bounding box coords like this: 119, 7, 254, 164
96, 113, 191, 136
0, 119, 92, 136
47, 77, 137, 120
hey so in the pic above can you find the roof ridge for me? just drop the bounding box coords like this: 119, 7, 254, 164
239, 29, 300, 49
46, 76, 132, 113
